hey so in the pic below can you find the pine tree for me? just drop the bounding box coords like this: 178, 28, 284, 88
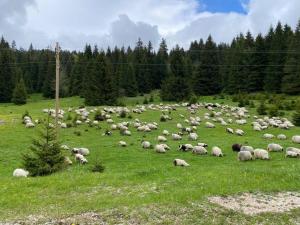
12, 77, 27, 105
192, 35, 220, 95
282, 20, 300, 95
153, 39, 168, 89
22, 116, 65, 176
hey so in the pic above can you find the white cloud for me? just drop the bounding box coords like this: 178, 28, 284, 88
0, 0, 299, 50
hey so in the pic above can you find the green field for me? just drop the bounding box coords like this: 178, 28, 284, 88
0, 94, 300, 224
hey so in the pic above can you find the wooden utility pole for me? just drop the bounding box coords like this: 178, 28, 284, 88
55, 42, 60, 139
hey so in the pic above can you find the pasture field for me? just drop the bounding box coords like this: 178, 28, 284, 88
0, 94, 300, 224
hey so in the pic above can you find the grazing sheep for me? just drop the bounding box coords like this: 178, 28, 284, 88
292, 135, 300, 144
172, 133, 182, 141
179, 144, 193, 152
72, 147, 90, 156
122, 130, 131, 136
267, 143, 283, 152
212, 146, 223, 157
13, 169, 29, 177
189, 133, 198, 141
254, 149, 270, 160
157, 135, 167, 142
141, 141, 151, 149
235, 129, 244, 136
75, 154, 88, 164
277, 134, 287, 140
286, 151, 299, 158
160, 144, 170, 150
155, 144, 167, 153
286, 147, 300, 155
25, 122, 35, 128
263, 133, 274, 139
238, 151, 253, 161
162, 130, 170, 136
197, 143, 208, 148
232, 144, 242, 152
192, 146, 208, 155
119, 141, 127, 147
205, 122, 215, 128
226, 128, 234, 134
177, 123, 183, 129
173, 159, 190, 167
240, 146, 254, 154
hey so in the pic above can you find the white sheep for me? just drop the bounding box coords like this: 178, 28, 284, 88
119, 141, 127, 147
64, 157, 73, 165
155, 144, 167, 153
240, 146, 254, 154
141, 141, 151, 149
177, 123, 183, 129
235, 129, 244, 136
173, 159, 190, 167
238, 151, 253, 161
60, 145, 69, 150
212, 146, 223, 157
226, 128, 234, 134
254, 149, 269, 160
157, 135, 167, 142
286, 151, 299, 158
263, 133, 274, 139
25, 122, 35, 128
189, 133, 198, 141
75, 154, 88, 164
197, 143, 208, 147
205, 122, 215, 128
13, 169, 29, 177
192, 146, 208, 155
277, 134, 287, 140
162, 130, 170, 136
292, 135, 300, 144
179, 144, 193, 152
72, 147, 90, 156
267, 143, 283, 152
172, 133, 182, 141
286, 147, 300, 155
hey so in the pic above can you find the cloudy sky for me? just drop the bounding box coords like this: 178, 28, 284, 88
0, 0, 300, 51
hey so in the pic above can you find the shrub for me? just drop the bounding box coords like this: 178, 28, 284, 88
149, 95, 154, 102
268, 106, 279, 117
293, 107, 300, 126
143, 97, 149, 104
189, 94, 198, 105
257, 101, 267, 115
22, 116, 65, 176
91, 159, 105, 173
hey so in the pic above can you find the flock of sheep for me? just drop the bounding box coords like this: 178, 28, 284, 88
13, 101, 300, 177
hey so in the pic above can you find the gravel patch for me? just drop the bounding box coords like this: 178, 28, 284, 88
208, 192, 300, 215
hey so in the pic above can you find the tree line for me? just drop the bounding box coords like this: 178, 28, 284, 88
0, 20, 299, 105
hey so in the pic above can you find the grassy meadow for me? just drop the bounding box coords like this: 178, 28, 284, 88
0, 93, 300, 224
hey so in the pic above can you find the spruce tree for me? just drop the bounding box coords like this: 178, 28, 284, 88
293, 107, 300, 126
12, 77, 27, 105
22, 116, 65, 176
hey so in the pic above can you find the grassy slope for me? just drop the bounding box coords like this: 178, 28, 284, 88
0, 94, 300, 224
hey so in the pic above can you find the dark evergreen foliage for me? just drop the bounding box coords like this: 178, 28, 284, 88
12, 77, 27, 105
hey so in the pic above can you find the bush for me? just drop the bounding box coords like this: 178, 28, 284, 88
238, 99, 245, 107
143, 97, 149, 105
189, 94, 198, 105
22, 116, 65, 176
119, 110, 127, 118
293, 108, 300, 126
149, 95, 154, 102
257, 101, 267, 115
268, 106, 279, 117
91, 159, 105, 173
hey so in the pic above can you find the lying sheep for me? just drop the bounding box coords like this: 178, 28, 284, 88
172, 133, 182, 141
75, 154, 88, 164
226, 128, 234, 134
205, 122, 215, 128
232, 144, 242, 152
64, 157, 73, 165
157, 136, 167, 142
162, 130, 170, 136
13, 169, 29, 177
192, 146, 208, 155
277, 134, 287, 140
119, 141, 127, 147
72, 147, 90, 156
292, 135, 300, 144
267, 143, 283, 152
286, 147, 300, 155
254, 149, 269, 160
189, 133, 198, 141
263, 133, 274, 139
235, 129, 244, 136
173, 159, 190, 167
212, 146, 223, 157
238, 151, 253, 161
179, 144, 193, 152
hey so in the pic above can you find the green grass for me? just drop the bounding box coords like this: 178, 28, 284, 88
0, 94, 300, 224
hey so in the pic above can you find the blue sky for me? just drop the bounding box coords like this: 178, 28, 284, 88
199, 0, 249, 13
